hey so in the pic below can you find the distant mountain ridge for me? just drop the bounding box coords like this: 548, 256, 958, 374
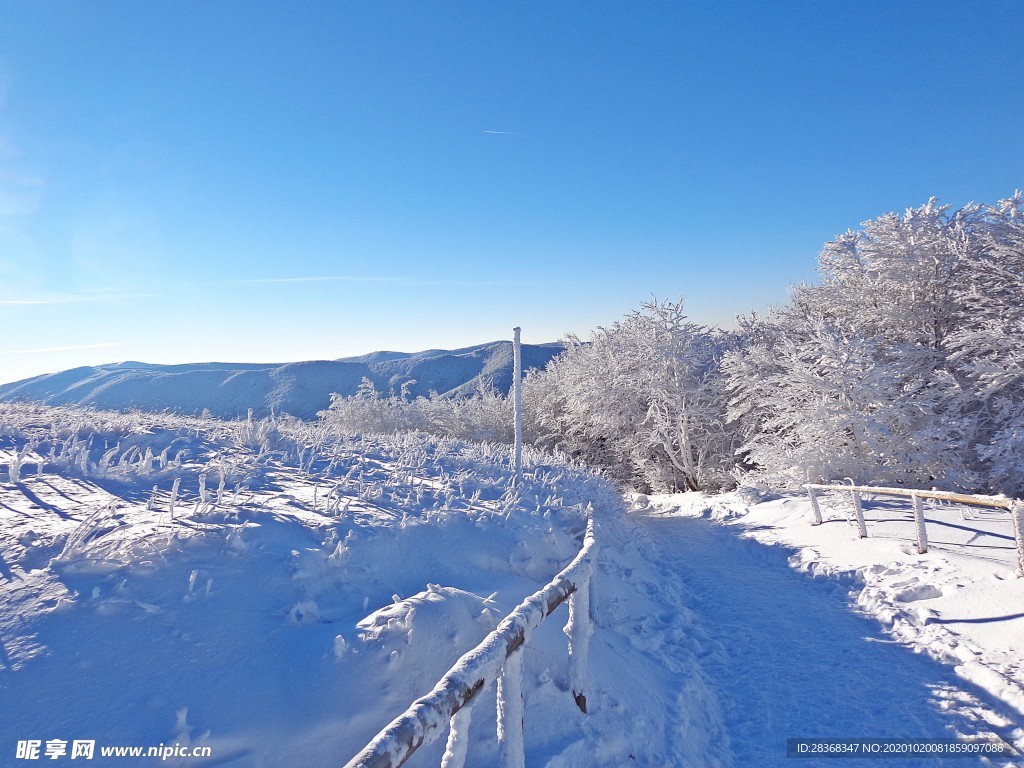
0, 341, 566, 421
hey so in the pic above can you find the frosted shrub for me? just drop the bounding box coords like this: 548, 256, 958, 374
724, 193, 1024, 492
946, 193, 1024, 494
318, 380, 512, 444
725, 316, 959, 487
524, 299, 738, 492
978, 419, 1024, 497
7, 442, 34, 482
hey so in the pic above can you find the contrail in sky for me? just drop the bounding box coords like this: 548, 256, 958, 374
226, 275, 529, 288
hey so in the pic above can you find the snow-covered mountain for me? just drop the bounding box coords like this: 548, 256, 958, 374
0, 341, 566, 420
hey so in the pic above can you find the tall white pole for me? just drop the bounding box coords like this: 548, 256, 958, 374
512, 327, 523, 484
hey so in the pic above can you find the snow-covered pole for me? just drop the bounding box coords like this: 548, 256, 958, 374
806, 485, 823, 526
566, 558, 594, 713
496, 648, 525, 768
440, 704, 473, 768
911, 491, 928, 554
1011, 502, 1024, 578
512, 327, 523, 485
850, 490, 868, 538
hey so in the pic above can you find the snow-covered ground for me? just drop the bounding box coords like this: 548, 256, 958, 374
0, 405, 718, 766
637, 490, 1024, 764
2, 404, 1022, 766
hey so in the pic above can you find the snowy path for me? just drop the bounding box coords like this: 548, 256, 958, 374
638, 514, 1019, 767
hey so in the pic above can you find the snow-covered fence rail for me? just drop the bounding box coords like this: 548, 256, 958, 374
804, 483, 1024, 576
344, 516, 598, 768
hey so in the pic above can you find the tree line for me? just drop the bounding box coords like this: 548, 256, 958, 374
321, 193, 1024, 496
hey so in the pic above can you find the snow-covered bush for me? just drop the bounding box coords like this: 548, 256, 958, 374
725, 193, 1024, 492
318, 379, 513, 443
945, 193, 1024, 495
525, 299, 738, 492
725, 313, 963, 487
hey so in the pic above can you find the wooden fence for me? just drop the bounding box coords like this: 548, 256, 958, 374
344, 515, 598, 768
804, 483, 1024, 576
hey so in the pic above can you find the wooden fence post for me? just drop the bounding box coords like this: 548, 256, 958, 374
806, 486, 823, 526
440, 704, 473, 768
566, 563, 593, 713
911, 492, 928, 554
850, 490, 868, 538
1012, 502, 1024, 578
497, 648, 525, 768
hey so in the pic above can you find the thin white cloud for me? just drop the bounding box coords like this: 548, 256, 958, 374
227, 275, 525, 288
7, 342, 122, 355
483, 130, 517, 135
227, 275, 404, 286
0, 293, 150, 306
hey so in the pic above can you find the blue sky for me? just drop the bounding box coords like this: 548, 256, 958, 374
1, 1, 1021, 383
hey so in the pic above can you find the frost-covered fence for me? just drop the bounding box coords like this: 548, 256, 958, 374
344, 516, 599, 768
804, 483, 1024, 576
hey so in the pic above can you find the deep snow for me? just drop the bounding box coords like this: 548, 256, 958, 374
0, 405, 718, 766
1, 404, 1021, 766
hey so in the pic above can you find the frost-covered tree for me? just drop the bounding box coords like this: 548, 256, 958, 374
806, 197, 981, 351
317, 193, 1024, 494
946, 192, 1024, 494
725, 312, 962, 487
526, 299, 737, 492
725, 197, 996, 489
